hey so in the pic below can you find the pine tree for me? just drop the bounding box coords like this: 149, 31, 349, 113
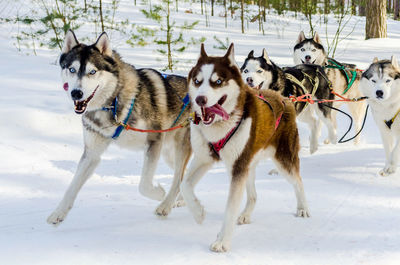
366, 0, 387, 39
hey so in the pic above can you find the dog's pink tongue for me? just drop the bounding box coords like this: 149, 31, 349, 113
207, 104, 229, 120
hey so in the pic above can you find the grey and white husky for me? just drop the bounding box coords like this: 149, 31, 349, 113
47, 31, 192, 226
241, 49, 335, 154
360, 56, 400, 176
293, 31, 366, 144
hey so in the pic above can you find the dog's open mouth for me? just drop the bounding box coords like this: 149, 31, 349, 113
200, 95, 229, 125
302, 59, 316, 64
248, 81, 264, 90
73, 86, 99, 114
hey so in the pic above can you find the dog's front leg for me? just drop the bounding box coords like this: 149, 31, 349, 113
210, 174, 246, 253
47, 133, 110, 226
138, 138, 165, 201
180, 155, 214, 224
379, 129, 395, 176
381, 135, 400, 176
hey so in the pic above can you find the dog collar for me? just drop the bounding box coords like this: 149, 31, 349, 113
385, 108, 400, 129
210, 118, 243, 157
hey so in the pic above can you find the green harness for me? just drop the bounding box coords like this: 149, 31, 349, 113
324, 59, 357, 95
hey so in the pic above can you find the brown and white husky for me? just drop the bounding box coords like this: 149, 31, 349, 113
180, 44, 310, 252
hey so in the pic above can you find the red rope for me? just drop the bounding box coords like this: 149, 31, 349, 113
123, 123, 186, 133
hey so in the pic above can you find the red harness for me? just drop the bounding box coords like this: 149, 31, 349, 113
194, 94, 284, 158
210, 118, 243, 157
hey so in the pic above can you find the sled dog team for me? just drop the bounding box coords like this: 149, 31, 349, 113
47, 30, 400, 252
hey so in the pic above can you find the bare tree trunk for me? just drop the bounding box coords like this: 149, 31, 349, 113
224, 0, 227, 28
263, 0, 266, 22
230, 0, 233, 18
201, 0, 204, 15
211, 0, 214, 16
167, 0, 172, 71
395, 0, 400, 19
351, 0, 357, 15
99, 0, 104, 32
359, 0, 366, 16
241, 0, 244, 33
366, 0, 387, 39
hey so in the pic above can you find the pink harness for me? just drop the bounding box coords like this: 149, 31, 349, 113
195, 94, 284, 158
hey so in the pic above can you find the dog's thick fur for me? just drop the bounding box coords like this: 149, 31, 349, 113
241, 49, 335, 154
293, 31, 366, 144
47, 31, 192, 226
360, 56, 400, 176
180, 44, 310, 252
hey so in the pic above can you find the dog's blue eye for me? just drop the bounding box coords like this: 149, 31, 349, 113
194, 78, 200, 84
244, 69, 248, 73
216, 79, 222, 85
301, 48, 305, 52
89, 69, 97, 75
69, 67, 76, 73
257, 70, 263, 73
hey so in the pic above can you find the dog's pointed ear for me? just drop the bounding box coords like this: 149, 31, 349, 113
391, 55, 399, 69
297, 31, 306, 44
313, 32, 321, 44
95, 32, 112, 56
247, 50, 254, 58
373, 57, 379, 63
62, 30, 79, 54
262, 48, 272, 65
200, 43, 208, 59
224, 43, 236, 66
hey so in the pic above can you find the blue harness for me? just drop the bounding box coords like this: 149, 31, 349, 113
102, 73, 189, 139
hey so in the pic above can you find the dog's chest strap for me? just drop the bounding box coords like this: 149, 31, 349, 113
385, 108, 400, 129
210, 118, 243, 157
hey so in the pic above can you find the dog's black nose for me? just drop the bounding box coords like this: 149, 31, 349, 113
376, 90, 384, 98
305, 55, 311, 61
246, 77, 253, 84
195, 95, 207, 107
71, 89, 83, 100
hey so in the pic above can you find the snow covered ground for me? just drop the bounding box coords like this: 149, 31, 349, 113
1, 1, 400, 264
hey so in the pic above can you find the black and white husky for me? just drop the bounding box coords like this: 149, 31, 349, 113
360, 56, 400, 176
47, 31, 192, 226
293, 31, 366, 144
241, 49, 335, 154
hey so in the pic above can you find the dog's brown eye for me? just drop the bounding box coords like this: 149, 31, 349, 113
372, 79, 376, 83
386, 79, 391, 83
301, 48, 305, 52
312, 49, 316, 52
257, 70, 263, 73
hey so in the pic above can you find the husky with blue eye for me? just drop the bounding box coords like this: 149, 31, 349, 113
47, 30, 192, 226
293, 31, 366, 145
181, 43, 310, 252
360, 56, 400, 176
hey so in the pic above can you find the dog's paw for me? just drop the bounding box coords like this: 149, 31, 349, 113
379, 166, 396, 177
268, 169, 279, 175
154, 202, 172, 218
210, 239, 230, 253
296, 208, 311, 218
193, 204, 205, 224
47, 210, 67, 226
237, 214, 251, 225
